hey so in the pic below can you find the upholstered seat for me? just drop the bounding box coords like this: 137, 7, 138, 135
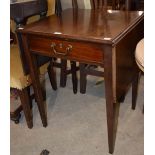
132, 38, 144, 110
10, 44, 49, 90
135, 38, 144, 72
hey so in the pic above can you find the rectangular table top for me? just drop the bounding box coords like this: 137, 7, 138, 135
20, 9, 144, 45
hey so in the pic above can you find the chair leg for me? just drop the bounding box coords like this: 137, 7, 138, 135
18, 87, 33, 128
132, 71, 141, 110
80, 63, 87, 94
71, 61, 78, 94
47, 60, 57, 91
27, 86, 33, 109
60, 59, 67, 87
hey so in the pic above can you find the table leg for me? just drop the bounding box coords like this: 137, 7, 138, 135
132, 69, 141, 110
60, 59, 67, 87
22, 34, 47, 127
104, 45, 118, 154
71, 61, 78, 94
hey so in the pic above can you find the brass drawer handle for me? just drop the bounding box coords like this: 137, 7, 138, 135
51, 42, 72, 56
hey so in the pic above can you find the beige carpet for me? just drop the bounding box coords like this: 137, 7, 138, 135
10, 71, 144, 155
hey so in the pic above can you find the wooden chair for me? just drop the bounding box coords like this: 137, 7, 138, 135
55, 0, 124, 95
10, 3, 60, 127
77, 0, 122, 94
79, 0, 143, 95
55, 0, 79, 93
132, 38, 144, 110
10, 34, 57, 128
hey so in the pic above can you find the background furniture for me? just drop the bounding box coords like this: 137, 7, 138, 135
135, 38, 144, 72
10, 0, 50, 75
10, 0, 57, 127
10, 36, 57, 128
132, 38, 144, 110
10, 33, 22, 124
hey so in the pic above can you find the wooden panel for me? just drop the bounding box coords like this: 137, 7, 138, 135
28, 35, 104, 65
115, 19, 144, 101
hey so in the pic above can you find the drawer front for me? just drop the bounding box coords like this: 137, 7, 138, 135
29, 36, 103, 65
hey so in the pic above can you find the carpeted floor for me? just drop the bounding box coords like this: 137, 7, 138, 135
10, 70, 144, 155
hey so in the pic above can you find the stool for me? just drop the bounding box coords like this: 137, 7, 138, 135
132, 38, 144, 110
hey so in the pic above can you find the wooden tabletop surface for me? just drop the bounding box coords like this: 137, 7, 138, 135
20, 9, 144, 44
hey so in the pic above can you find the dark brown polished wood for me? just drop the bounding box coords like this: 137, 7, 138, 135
126, 0, 144, 11
19, 9, 144, 153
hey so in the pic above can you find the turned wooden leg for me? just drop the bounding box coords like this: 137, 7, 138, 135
47, 60, 57, 91
60, 59, 67, 87
71, 61, 78, 94
18, 87, 33, 128
132, 70, 141, 110
80, 63, 87, 94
